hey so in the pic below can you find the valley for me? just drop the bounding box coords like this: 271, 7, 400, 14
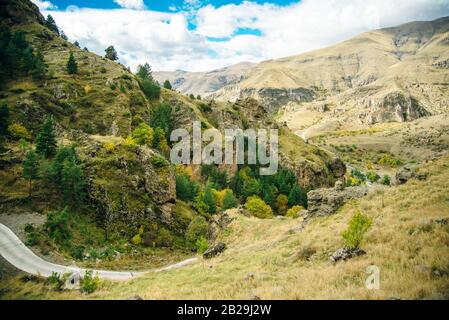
0, 0, 448, 301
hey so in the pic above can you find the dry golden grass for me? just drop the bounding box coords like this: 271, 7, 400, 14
2, 156, 449, 300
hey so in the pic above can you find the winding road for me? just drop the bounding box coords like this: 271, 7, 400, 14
0, 223, 197, 280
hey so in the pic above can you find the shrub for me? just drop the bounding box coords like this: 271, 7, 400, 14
366, 171, 380, 183
186, 216, 209, 249
341, 211, 372, 249
132, 123, 154, 146
46, 272, 64, 291
196, 236, 209, 254
123, 136, 137, 148
8, 123, 31, 140
131, 233, 142, 245
381, 175, 391, 186
156, 228, 173, 247
151, 155, 167, 168
81, 271, 99, 294
244, 196, 273, 219
286, 205, 304, 219
276, 194, 289, 216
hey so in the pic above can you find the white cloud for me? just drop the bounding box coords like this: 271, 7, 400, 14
32, 0, 57, 10
114, 0, 146, 10
44, 0, 449, 72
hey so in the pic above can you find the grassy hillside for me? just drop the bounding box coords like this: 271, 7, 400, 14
2, 155, 448, 300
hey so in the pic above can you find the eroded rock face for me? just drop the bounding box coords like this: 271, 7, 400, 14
74, 135, 176, 234
360, 92, 430, 124
307, 183, 368, 217
240, 88, 315, 113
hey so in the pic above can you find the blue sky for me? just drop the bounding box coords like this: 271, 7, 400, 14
32, 0, 449, 72
40, 0, 297, 11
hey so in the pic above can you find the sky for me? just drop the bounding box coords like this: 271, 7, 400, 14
32, 0, 449, 72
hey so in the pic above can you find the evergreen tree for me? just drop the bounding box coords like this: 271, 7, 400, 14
22, 149, 39, 198
222, 190, 238, 211
137, 63, 152, 80
36, 116, 57, 158
61, 159, 86, 205
60, 31, 68, 40
45, 15, 59, 35
0, 102, 9, 136
163, 80, 172, 90
288, 185, 304, 207
105, 45, 118, 61
139, 77, 160, 100
66, 52, 78, 74
74, 41, 80, 48
150, 103, 172, 137
31, 51, 47, 80
189, 93, 195, 100
203, 186, 217, 214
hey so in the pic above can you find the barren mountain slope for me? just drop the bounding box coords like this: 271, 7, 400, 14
153, 62, 255, 96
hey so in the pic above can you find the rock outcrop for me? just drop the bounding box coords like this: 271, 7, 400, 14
307, 182, 368, 217
203, 242, 227, 259
330, 247, 366, 262
395, 165, 428, 185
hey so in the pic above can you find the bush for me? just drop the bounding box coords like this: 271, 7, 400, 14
151, 155, 167, 168
46, 272, 64, 291
155, 228, 173, 247
276, 194, 288, 216
196, 236, 209, 254
132, 123, 154, 146
341, 211, 372, 249
366, 171, 380, 183
81, 271, 99, 294
286, 205, 304, 219
186, 216, 209, 249
244, 196, 273, 219
8, 123, 31, 140
131, 233, 142, 245
381, 175, 391, 186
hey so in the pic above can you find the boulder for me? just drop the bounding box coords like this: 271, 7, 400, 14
208, 212, 235, 241
203, 242, 227, 259
395, 166, 428, 185
307, 183, 368, 217
330, 247, 366, 262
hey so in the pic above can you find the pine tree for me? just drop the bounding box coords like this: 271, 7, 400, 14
60, 31, 68, 40
22, 149, 39, 198
288, 184, 307, 208
136, 63, 152, 80
36, 116, 57, 158
45, 15, 59, 35
61, 159, 86, 205
222, 190, 238, 211
105, 45, 118, 61
203, 186, 217, 214
66, 52, 78, 74
31, 51, 47, 80
163, 80, 172, 90
0, 102, 9, 136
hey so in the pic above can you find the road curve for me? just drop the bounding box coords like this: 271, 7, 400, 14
0, 223, 197, 280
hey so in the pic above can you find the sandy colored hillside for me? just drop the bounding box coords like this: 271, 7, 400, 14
153, 62, 255, 96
